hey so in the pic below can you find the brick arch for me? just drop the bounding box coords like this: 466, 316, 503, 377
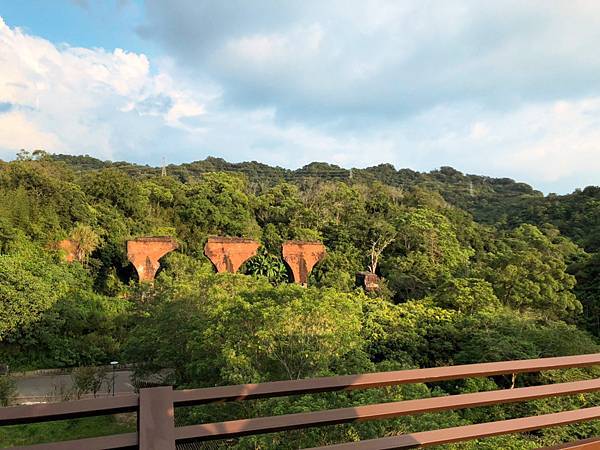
127, 237, 178, 282
281, 241, 326, 286
204, 237, 260, 273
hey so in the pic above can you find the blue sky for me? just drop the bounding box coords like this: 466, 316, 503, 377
1, 1, 600, 193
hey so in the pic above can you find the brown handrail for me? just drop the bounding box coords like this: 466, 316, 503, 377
174, 378, 600, 441
307, 406, 600, 449
2, 353, 600, 449
172, 353, 600, 406
542, 437, 600, 449
0, 394, 138, 426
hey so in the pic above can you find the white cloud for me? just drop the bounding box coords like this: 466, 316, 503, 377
0, 17, 204, 159
469, 122, 490, 141
0, 111, 63, 153
496, 98, 600, 182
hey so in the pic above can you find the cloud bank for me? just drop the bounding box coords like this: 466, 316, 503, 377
2, 1, 600, 193
0, 16, 204, 161
141, 1, 600, 119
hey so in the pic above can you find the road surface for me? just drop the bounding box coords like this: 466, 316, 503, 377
14, 370, 134, 402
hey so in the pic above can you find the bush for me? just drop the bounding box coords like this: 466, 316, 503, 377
0, 375, 16, 406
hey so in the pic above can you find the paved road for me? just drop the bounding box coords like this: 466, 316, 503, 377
14, 370, 134, 401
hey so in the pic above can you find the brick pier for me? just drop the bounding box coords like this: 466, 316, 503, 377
204, 237, 260, 273
282, 241, 326, 286
127, 237, 178, 282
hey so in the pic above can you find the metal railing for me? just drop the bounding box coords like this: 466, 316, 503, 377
2, 353, 600, 449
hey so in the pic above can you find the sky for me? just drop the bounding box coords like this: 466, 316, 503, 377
1, 1, 600, 193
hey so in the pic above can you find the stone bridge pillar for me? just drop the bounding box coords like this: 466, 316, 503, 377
204, 237, 260, 273
282, 241, 326, 286
127, 237, 178, 282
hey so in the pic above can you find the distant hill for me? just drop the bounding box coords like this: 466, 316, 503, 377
49, 153, 547, 217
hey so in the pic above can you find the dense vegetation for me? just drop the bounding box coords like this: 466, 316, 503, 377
1, 150, 600, 448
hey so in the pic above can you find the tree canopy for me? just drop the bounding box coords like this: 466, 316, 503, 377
1, 152, 600, 448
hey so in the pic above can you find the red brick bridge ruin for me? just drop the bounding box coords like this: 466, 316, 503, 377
204, 237, 260, 273
282, 240, 326, 286
204, 237, 326, 286
57, 239, 78, 263
62, 235, 330, 285
126, 236, 327, 285
127, 237, 179, 282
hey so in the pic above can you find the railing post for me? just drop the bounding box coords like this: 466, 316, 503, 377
139, 386, 176, 450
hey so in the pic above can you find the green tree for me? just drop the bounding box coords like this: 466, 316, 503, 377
362, 298, 458, 368
570, 252, 600, 335
383, 208, 473, 300
176, 173, 260, 254
455, 310, 598, 366
431, 278, 500, 314
69, 223, 101, 264
480, 224, 580, 318
126, 276, 366, 385
71, 366, 108, 398
244, 247, 288, 284
81, 168, 148, 219
0, 238, 76, 340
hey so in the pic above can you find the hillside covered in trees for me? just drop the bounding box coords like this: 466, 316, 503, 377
2, 150, 600, 448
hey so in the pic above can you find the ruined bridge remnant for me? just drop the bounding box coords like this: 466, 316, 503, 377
282, 240, 326, 286
127, 236, 178, 282
356, 271, 380, 292
57, 239, 77, 262
204, 237, 260, 273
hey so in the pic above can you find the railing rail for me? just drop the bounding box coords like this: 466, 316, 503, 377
0, 394, 139, 426
543, 437, 600, 449
171, 352, 600, 405
2, 353, 600, 449
308, 407, 600, 449
175, 379, 600, 441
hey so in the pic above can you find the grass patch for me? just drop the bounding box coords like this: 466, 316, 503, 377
0, 414, 135, 447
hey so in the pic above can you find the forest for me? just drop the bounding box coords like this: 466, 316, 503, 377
1, 149, 600, 448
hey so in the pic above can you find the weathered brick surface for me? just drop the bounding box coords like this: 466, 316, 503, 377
58, 239, 77, 262
127, 237, 178, 282
356, 271, 380, 292
204, 237, 260, 273
282, 241, 326, 286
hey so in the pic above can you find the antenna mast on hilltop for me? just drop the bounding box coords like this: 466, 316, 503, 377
161, 157, 167, 177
